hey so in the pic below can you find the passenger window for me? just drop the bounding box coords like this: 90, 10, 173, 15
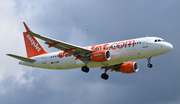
154, 40, 157, 42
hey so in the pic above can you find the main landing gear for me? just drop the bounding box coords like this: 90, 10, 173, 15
101, 67, 109, 80
81, 61, 90, 73
81, 66, 89, 73
147, 56, 153, 68
81, 66, 109, 80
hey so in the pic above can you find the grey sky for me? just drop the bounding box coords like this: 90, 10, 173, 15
0, 0, 180, 104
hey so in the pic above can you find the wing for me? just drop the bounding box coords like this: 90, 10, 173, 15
29, 31, 90, 53
23, 22, 92, 62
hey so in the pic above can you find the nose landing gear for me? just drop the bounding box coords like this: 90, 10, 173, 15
147, 56, 153, 68
148, 63, 153, 68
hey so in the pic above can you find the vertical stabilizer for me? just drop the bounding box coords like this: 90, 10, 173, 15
23, 22, 48, 58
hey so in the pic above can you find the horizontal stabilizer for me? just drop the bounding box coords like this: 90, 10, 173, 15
7, 54, 35, 62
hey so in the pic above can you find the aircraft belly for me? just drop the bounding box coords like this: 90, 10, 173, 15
65, 58, 78, 69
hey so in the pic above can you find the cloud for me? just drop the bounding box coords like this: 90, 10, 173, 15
0, 0, 33, 94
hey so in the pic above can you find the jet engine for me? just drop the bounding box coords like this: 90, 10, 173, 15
91, 50, 111, 62
116, 62, 139, 73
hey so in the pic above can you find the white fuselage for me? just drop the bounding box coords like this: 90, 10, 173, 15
19, 37, 173, 70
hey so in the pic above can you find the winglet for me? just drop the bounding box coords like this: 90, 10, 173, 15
23, 22, 31, 32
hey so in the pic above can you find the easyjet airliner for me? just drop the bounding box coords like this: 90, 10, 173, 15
7, 22, 173, 80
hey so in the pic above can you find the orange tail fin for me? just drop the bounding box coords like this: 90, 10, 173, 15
23, 22, 48, 58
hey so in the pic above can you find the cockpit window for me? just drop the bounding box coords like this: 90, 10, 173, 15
154, 39, 165, 42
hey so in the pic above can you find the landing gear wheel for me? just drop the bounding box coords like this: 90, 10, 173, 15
81, 66, 89, 73
148, 64, 153, 68
101, 73, 109, 80
147, 56, 153, 68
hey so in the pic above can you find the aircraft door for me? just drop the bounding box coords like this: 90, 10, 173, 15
142, 37, 148, 48
42, 57, 47, 64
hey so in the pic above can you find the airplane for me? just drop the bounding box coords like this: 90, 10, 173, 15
7, 22, 173, 80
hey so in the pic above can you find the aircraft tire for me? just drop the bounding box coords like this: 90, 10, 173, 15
148, 63, 153, 68
81, 66, 89, 73
101, 73, 109, 80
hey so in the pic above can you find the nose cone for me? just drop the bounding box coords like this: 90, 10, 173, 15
164, 42, 173, 52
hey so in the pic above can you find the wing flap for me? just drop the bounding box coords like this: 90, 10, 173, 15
7, 54, 35, 62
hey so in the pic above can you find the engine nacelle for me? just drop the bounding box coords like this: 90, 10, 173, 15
117, 62, 139, 73
91, 50, 111, 62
